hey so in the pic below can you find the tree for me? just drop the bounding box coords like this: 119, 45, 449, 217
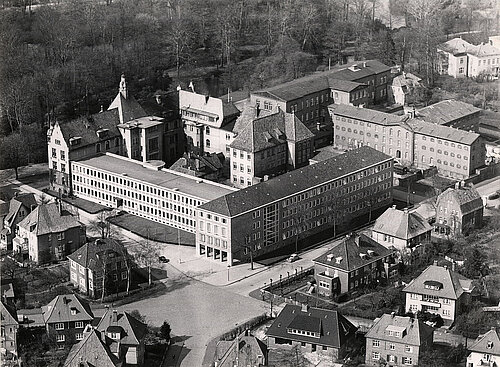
119, 245, 135, 295
135, 235, 160, 286
88, 210, 118, 239
0, 132, 26, 179
462, 246, 488, 278
129, 309, 147, 324
160, 321, 171, 342
1, 257, 18, 279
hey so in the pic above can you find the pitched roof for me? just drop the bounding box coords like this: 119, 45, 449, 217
437, 187, 483, 215
17, 203, 82, 236
215, 333, 267, 367
229, 110, 314, 152
467, 42, 500, 57
169, 152, 225, 178
328, 78, 367, 92
469, 328, 500, 356
407, 118, 480, 145
97, 310, 147, 346
365, 314, 434, 346
42, 294, 94, 324
392, 72, 421, 88
1, 282, 15, 299
67, 238, 126, 272
199, 146, 392, 217
4, 194, 37, 226
58, 110, 122, 150
329, 104, 404, 126
437, 37, 474, 55
1, 300, 18, 326
266, 304, 357, 348
64, 329, 121, 367
310, 149, 341, 164
417, 100, 481, 125
313, 234, 395, 271
373, 206, 432, 240
403, 264, 473, 300
108, 91, 148, 124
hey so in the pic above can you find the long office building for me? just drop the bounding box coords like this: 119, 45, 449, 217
197, 146, 394, 264
71, 153, 236, 233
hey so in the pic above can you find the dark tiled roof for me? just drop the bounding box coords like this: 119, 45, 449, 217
313, 234, 394, 271
1, 301, 18, 326
218, 90, 250, 104
216, 333, 267, 367
42, 294, 94, 324
169, 152, 224, 178
5, 194, 37, 226
97, 310, 147, 346
373, 207, 432, 240
58, 110, 121, 150
469, 329, 500, 355
230, 110, 313, 152
329, 104, 404, 126
437, 187, 483, 215
222, 102, 241, 119
17, 203, 82, 236
407, 118, 481, 145
199, 146, 392, 217
266, 304, 357, 348
417, 100, 481, 125
64, 329, 121, 367
108, 92, 148, 124
365, 314, 434, 346
403, 265, 473, 300
327, 78, 367, 92
67, 238, 126, 272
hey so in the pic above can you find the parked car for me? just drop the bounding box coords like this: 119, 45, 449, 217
287, 254, 299, 262
159, 256, 169, 263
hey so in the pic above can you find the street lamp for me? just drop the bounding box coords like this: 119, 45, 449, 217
227, 265, 231, 282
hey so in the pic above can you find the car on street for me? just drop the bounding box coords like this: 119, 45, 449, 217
287, 253, 299, 262
159, 256, 169, 263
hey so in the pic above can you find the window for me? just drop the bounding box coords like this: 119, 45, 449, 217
206, 139, 211, 148
96, 143, 101, 153
75, 333, 84, 341
403, 357, 413, 365
372, 340, 380, 348
55, 323, 64, 330
372, 352, 380, 360
75, 321, 84, 328
148, 137, 159, 151
56, 334, 65, 342
405, 345, 413, 353
389, 343, 395, 350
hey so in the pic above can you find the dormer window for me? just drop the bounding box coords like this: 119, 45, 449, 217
424, 280, 443, 290
108, 332, 120, 340
487, 341, 493, 349
70, 308, 77, 315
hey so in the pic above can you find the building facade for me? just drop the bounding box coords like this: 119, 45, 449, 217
14, 203, 86, 265
466, 328, 500, 367
434, 185, 484, 236
313, 233, 397, 297
71, 153, 235, 233
229, 110, 315, 188
403, 263, 474, 322
0, 193, 37, 251
365, 314, 434, 367
197, 146, 394, 265
0, 301, 18, 365
68, 238, 130, 299
390, 72, 422, 106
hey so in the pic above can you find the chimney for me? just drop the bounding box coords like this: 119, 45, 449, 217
363, 61, 367, 67
100, 105, 104, 113
444, 265, 448, 270
155, 94, 162, 105
403, 207, 409, 213
433, 260, 438, 266
301, 304, 309, 313
256, 105, 260, 118
455, 182, 460, 189
112, 310, 118, 323
119, 74, 128, 99
392, 204, 397, 209
452, 262, 456, 272
391, 311, 396, 318
316, 122, 321, 131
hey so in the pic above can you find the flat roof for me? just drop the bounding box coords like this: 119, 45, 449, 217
73, 154, 236, 201
117, 116, 164, 129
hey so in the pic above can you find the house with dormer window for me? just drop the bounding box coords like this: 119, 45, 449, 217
41, 294, 94, 348
365, 313, 433, 366
403, 263, 474, 323
466, 328, 500, 367
266, 304, 357, 360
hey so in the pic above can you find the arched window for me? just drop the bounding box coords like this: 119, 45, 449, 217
206, 139, 211, 148
396, 150, 401, 159
96, 143, 101, 153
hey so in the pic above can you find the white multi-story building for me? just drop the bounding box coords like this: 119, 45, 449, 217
71, 153, 235, 233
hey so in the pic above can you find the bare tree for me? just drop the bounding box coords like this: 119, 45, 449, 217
135, 235, 160, 286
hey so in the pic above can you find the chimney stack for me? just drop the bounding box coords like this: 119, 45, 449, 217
112, 310, 118, 323
301, 304, 309, 313
433, 260, 438, 266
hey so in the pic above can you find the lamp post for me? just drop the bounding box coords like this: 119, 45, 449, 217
227, 265, 231, 282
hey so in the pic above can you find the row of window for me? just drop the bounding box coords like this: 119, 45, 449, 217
421, 136, 468, 150
421, 146, 468, 159
372, 340, 413, 352
181, 109, 216, 123
419, 155, 468, 170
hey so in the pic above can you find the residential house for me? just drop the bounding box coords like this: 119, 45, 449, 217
364, 313, 434, 366
372, 206, 432, 256
330, 103, 485, 179
170, 152, 225, 181
96, 309, 147, 366
13, 202, 86, 264
313, 233, 397, 297
229, 109, 315, 188
214, 330, 267, 367
1, 283, 15, 304
416, 100, 481, 132
179, 89, 240, 156
466, 327, 500, 367
41, 294, 94, 347
63, 328, 122, 367
0, 301, 18, 364
0, 193, 37, 251
266, 304, 357, 359
403, 263, 474, 323
437, 37, 500, 78
391, 72, 422, 107
197, 146, 393, 265
67, 238, 130, 299
434, 184, 484, 236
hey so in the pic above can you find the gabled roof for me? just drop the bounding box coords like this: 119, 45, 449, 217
1, 282, 15, 299
199, 146, 392, 217
67, 238, 126, 272
437, 37, 474, 55
373, 206, 432, 240
329, 104, 404, 126
392, 72, 421, 88
17, 203, 82, 236
4, 193, 37, 227
467, 42, 500, 57
215, 332, 267, 367
403, 264, 473, 300
313, 233, 395, 271
108, 88, 147, 125
266, 304, 357, 348
407, 118, 480, 145
365, 314, 434, 346
42, 294, 94, 324
97, 310, 147, 346
417, 100, 481, 125
1, 300, 18, 326
57, 110, 122, 151
437, 187, 483, 215
229, 110, 314, 153
64, 329, 121, 367
469, 328, 500, 356
169, 152, 224, 178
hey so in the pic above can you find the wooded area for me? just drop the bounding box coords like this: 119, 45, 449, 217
0, 0, 497, 168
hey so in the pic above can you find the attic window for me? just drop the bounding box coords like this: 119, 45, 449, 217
69, 137, 82, 146
30, 224, 36, 232
70, 308, 78, 315
96, 129, 109, 139
487, 341, 493, 349
424, 280, 443, 290
335, 256, 343, 264
263, 132, 273, 142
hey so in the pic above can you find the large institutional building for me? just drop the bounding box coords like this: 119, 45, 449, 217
71, 153, 235, 233
196, 146, 394, 265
